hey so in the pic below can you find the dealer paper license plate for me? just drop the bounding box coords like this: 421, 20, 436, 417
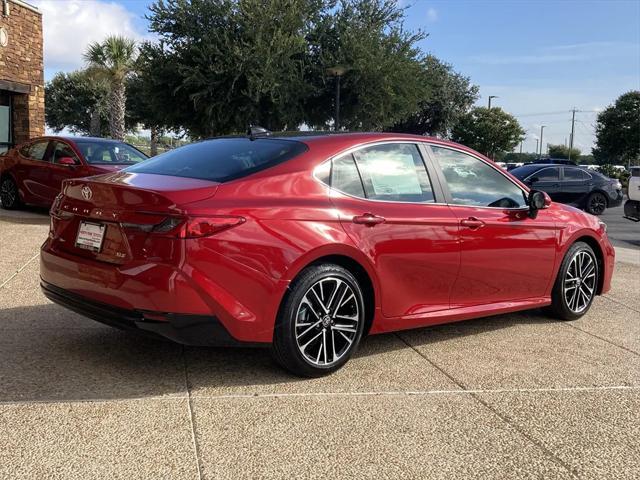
76, 221, 106, 252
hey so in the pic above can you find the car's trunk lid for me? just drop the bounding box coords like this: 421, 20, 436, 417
49, 172, 219, 265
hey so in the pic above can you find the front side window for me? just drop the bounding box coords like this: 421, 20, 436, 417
431, 146, 527, 208
51, 141, 80, 164
353, 143, 434, 203
26, 140, 50, 161
532, 167, 560, 182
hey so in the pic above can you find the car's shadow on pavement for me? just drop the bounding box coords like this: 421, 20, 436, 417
0, 205, 50, 225
0, 303, 559, 403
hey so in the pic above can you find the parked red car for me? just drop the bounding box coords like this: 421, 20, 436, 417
0, 136, 148, 209
40, 132, 615, 376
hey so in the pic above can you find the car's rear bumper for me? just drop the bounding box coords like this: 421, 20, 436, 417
40, 238, 288, 343
608, 191, 624, 208
41, 281, 266, 347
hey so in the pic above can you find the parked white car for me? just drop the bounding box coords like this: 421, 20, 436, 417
624, 166, 640, 222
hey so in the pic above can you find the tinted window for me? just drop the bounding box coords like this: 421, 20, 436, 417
76, 141, 147, 165
126, 138, 306, 182
26, 141, 49, 161
331, 154, 365, 198
631, 168, 640, 178
563, 168, 587, 181
533, 167, 560, 181
432, 146, 527, 208
354, 143, 434, 202
51, 141, 80, 164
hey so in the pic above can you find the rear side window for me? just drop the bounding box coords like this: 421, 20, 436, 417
563, 168, 588, 181
631, 168, 640, 178
332, 154, 365, 198
22, 140, 49, 161
354, 143, 434, 202
126, 138, 307, 182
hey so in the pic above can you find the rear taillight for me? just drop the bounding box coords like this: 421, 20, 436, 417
179, 216, 246, 238
127, 215, 245, 238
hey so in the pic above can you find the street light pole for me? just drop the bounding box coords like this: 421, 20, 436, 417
539, 125, 546, 159
488, 95, 498, 109
535, 139, 539, 156
326, 66, 348, 132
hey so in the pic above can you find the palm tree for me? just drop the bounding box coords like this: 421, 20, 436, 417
84, 36, 137, 140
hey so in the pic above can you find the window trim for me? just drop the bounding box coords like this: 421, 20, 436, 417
425, 143, 531, 211
312, 140, 447, 205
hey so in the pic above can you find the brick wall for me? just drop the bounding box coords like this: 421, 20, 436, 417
0, 0, 44, 144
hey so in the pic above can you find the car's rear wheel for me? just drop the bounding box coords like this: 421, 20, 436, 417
272, 264, 365, 377
0, 176, 21, 210
585, 192, 607, 215
548, 242, 598, 321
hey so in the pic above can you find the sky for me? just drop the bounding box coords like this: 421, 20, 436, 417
32, 0, 640, 153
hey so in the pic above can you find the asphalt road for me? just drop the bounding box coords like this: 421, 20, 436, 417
600, 203, 640, 249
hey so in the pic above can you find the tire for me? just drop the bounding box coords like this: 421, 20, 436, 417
0, 176, 21, 210
272, 264, 366, 377
547, 242, 599, 321
585, 192, 607, 215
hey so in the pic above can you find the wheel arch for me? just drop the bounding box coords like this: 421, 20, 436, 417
572, 234, 606, 295
281, 247, 380, 337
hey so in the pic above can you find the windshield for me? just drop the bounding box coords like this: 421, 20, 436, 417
125, 138, 308, 183
75, 140, 148, 165
509, 165, 542, 180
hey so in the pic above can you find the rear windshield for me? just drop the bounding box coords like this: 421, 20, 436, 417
75, 141, 148, 165
125, 138, 308, 183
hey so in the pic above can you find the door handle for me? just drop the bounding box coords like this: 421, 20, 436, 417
460, 216, 485, 229
352, 213, 385, 226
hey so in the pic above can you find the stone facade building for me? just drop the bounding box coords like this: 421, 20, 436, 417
0, 0, 44, 152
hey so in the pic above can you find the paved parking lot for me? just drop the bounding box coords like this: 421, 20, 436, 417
1, 208, 639, 479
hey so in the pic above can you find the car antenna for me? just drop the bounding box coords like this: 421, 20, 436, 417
247, 125, 271, 140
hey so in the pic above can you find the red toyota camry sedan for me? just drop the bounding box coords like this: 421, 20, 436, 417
0, 136, 147, 209
40, 132, 615, 376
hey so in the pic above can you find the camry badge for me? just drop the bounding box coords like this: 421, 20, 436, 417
81, 186, 92, 201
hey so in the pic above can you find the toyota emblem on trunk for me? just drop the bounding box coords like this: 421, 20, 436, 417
81, 186, 93, 201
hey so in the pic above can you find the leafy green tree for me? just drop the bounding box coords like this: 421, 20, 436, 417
390, 55, 479, 136
593, 91, 640, 166
304, 0, 427, 131
548, 144, 581, 160
144, 0, 432, 136
451, 107, 525, 159
146, 0, 318, 136
84, 36, 137, 141
45, 70, 109, 136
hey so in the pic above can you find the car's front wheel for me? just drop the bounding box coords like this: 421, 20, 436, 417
0, 176, 21, 210
548, 241, 599, 321
272, 264, 365, 377
585, 192, 607, 215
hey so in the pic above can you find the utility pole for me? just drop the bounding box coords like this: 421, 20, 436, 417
535, 138, 539, 156
519, 140, 523, 154
539, 125, 546, 159
488, 95, 498, 109
568, 108, 577, 162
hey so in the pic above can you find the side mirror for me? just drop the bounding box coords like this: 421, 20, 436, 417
527, 190, 548, 219
58, 156, 77, 166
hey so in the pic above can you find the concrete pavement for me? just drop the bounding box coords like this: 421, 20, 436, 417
0, 210, 638, 479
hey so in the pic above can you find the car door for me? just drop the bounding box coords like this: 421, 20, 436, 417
323, 142, 460, 318
15, 139, 52, 204
525, 167, 562, 201
428, 145, 558, 308
561, 167, 591, 206
46, 140, 90, 202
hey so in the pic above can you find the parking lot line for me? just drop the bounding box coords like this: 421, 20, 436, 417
0, 253, 38, 289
